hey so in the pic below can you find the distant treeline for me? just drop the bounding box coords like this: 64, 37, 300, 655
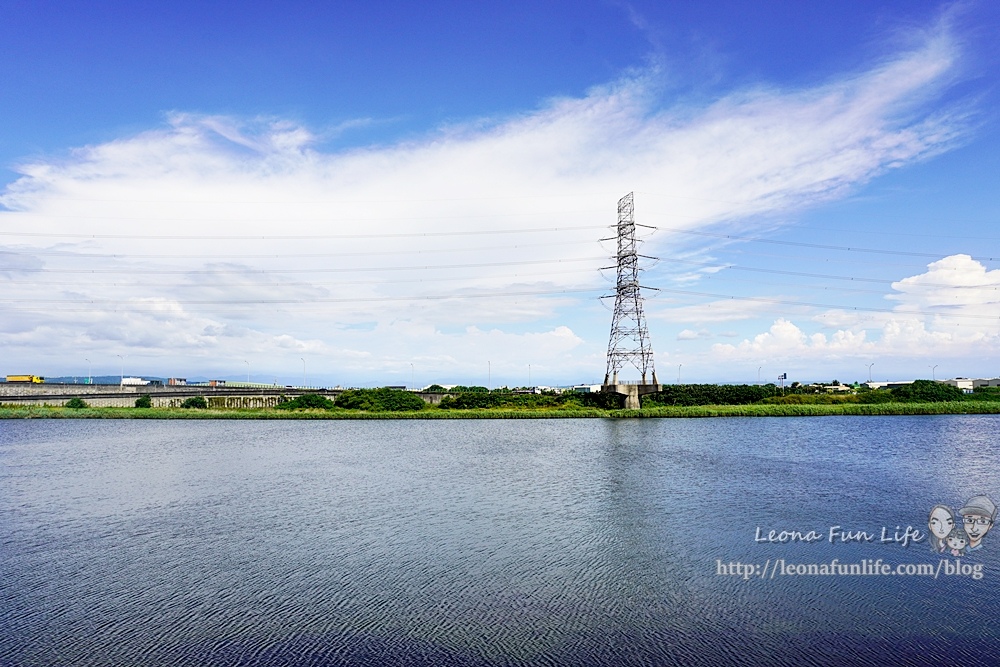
439, 390, 623, 410
196, 381, 1000, 414
641, 384, 779, 407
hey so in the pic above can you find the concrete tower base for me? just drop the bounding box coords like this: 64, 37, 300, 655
601, 382, 662, 409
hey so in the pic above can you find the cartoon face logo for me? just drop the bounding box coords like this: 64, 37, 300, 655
959, 495, 996, 551
946, 526, 969, 555
928, 505, 954, 541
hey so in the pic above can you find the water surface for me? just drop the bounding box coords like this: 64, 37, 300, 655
1, 417, 998, 665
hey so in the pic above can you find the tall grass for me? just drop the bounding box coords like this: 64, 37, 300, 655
3, 401, 1000, 420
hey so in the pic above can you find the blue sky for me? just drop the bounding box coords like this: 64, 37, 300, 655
2, 1, 1000, 387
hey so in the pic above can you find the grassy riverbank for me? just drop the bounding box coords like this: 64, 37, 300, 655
4, 401, 1000, 419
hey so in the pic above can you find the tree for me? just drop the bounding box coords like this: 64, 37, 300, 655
891, 380, 964, 402
180, 396, 208, 409
335, 388, 426, 411
274, 394, 335, 410
65, 397, 88, 409
135, 394, 152, 408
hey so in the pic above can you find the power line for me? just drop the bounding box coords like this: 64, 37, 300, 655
0, 238, 599, 260
0, 287, 604, 308
0, 266, 598, 289
0, 225, 607, 241
653, 287, 1000, 321
653, 225, 1000, 263
1, 256, 606, 275
654, 256, 1000, 290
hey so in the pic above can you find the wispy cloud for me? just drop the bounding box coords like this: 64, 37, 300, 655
0, 27, 973, 383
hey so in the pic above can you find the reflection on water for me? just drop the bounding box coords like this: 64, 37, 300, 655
1, 416, 998, 665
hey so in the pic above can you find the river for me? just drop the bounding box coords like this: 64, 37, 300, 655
1, 416, 998, 665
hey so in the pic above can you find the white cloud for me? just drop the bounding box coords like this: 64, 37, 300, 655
677, 328, 712, 340
705, 256, 1000, 375
0, 28, 974, 383
890, 254, 1000, 315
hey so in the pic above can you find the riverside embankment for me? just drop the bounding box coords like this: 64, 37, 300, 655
4, 401, 1000, 419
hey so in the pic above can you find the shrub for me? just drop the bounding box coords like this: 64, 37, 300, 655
335, 388, 426, 411
972, 387, 1000, 402
891, 380, 964, 402
274, 393, 335, 410
641, 384, 779, 407
760, 394, 859, 405
180, 396, 208, 409
575, 391, 626, 410
65, 397, 88, 409
858, 390, 894, 404
135, 394, 152, 408
425, 384, 447, 393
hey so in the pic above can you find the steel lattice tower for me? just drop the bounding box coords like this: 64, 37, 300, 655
604, 192, 657, 385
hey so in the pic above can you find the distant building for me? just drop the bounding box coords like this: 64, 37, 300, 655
865, 381, 914, 391
943, 378, 975, 393
208, 379, 226, 387
121, 377, 149, 386
168, 378, 187, 386
973, 378, 1000, 389
571, 384, 603, 394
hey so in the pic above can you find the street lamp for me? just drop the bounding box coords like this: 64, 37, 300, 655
116, 354, 127, 386
867, 363, 875, 383
85, 358, 91, 385
488, 361, 491, 391
930, 364, 938, 381
244, 360, 250, 384
677, 364, 682, 384
757, 366, 762, 385
410, 363, 414, 390
301, 358, 306, 388
528, 364, 531, 388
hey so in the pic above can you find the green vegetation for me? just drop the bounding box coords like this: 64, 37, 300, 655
4, 400, 1000, 420
275, 393, 335, 410
642, 384, 778, 407
424, 384, 447, 392
858, 390, 894, 403
760, 394, 858, 405
438, 389, 623, 410
890, 379, 965, 402
5, 380, 999, 420
335, 388, 426, 411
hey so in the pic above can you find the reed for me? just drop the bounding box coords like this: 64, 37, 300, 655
3, 401, 1000, 419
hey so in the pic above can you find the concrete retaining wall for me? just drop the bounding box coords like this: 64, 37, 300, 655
1, 386, 448, 409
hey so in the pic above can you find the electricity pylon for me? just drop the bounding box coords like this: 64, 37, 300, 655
603, 192, 658, 385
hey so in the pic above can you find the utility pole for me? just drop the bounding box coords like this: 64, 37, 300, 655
603, 192, 657, 385
301, 358, 306, 388
117, 354, 127, 386
867, 363, 875, 383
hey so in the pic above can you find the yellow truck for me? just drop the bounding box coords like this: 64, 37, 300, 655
5, 375, 45, 383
